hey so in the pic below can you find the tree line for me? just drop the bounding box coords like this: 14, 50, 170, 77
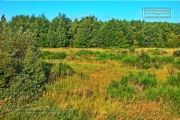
0, 13, 180, 48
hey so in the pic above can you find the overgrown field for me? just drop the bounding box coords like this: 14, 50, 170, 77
1, 48, 180, 119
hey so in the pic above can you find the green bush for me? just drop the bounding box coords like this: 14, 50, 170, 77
95, 52, 107, 60
107, 80, 136, 99
166, 72, 180, 87
1, 108, 78, 120
40, 51, 67, 59
0, 28, 47, 104
107, 54, 126, 60
146, 73, 180, 109
41, 61, 54, 82
0, 52, 17, 89
121, 50, 128, 55
152, 49, 160, 55
48, 52, 67, 59
173, 59, 180, 70
122, 56, 137, 66
49, 62, 74, 81
150, 56, 158, 63
107, 72, 157, 99
146, 85, 180, 106
159, 56, 174, 64
94, 51, 101, 56
147, 49, 167, 55
136, 52, 151, 69
128, 47, 135, 53
76, 50, 94, 57
173, 50, 180, 57
40, 51, 52, 59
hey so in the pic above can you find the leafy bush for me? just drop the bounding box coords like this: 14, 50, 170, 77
41, 61, 54, 82
40, 51, 52, 59
173, 59, 180, 70
48, 52, 67, 59
173, 50, 180, 57
107, 72, 157, 99
95, 52, 107, 60
150, 56, 158, 63
128, 47, 135, 53
122, 56, 137, 66
121, 50, 128, 55
0, 52, 17, 88
1, 107, 78, 120
107, 80, 136, 99
40, 51, 67, 59
152, 49, 160, 55
136, 52, 151, 69
49, 62, 74, 81
166, 72, 180, 87
1, 73, 45, 103
0, 28, 46, 104
76, 50, 94, 57
146, 84, 180, 107
159, 56, 174, 64
107, 54, 126, 60
147, 49, 167, 55
146, 73, 180, 109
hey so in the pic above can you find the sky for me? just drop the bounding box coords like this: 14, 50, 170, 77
0, 0, 179, 23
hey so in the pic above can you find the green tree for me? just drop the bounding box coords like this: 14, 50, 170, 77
0, 26, 46, 103
47, 13, 72, 47
73, 16, 99, 48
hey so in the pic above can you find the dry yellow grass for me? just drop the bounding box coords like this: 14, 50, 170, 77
41, 47, 180, 55
29, 48, 180, 119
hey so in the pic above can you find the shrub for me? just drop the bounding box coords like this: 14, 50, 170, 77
41, 61, 54, 82
122, 56, 137, 66
136, 52, 151, 69
49, 62, 74, 81
146, 73, 180, 109
107, 80, 136, 99
122, 44, 130, 49
1, 49, 46, 103
173, 50, 180, 57
107, 54, 126, 60
150, 56, 158, 63
40, 51, 67, 59
76, 50, 94, 57
94, 51, 101, 56
152, 49, 160, 55
48, 52, 67, 59
121, 50, 128, 55
0, 52, 16, 89
128, 47, 135, 53
159, 56, 174, 64
40, 51, 52, 59
1, 108, 78, 120
166, 72, 180, 87
147, 49, 167, 55
107, 72, 157, 99
95, 52, 107, 60
146, 84, 180, 107
173, 59, 180, 70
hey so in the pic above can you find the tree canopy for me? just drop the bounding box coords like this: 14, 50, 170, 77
1, 14, 180, 49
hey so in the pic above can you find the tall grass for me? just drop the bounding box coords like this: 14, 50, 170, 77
2, 48, 180, 119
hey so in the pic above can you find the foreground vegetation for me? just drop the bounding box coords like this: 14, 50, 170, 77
1, 14, 180, 119
1, 47, 180, 119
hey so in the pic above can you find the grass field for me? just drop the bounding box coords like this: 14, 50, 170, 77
2, 48, 180, 119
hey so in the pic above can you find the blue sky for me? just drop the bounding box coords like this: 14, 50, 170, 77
0, 0, 179, 23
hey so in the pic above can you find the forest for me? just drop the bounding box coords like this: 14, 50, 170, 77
0, 13, 180, 48
0, 13, 180, 119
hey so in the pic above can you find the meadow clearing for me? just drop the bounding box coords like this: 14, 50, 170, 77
1, 47, 180, 119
